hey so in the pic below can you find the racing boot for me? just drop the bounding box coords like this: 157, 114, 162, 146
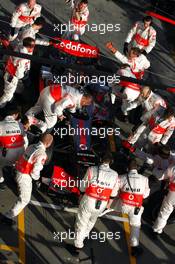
150, 229, 164, 240
66, 243, 80, 257
131, 246, 143, 257
0, 177, 6, 191
0, 214, 16, 226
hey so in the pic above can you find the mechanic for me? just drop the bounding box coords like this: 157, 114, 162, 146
147, 107, 175, 145
0, 37, 35, 108
26, 84, 93, 132
117, 66, 141, 121
0, 133, 53, 225
106, 43, 150, 80
9, 0, 42, 41
12, 17, 50, 48
134, 144, 175, 178
124, 107, 175, 152
106, 43, 150, 120
63, 0, 89, 41
0, 107, 28, 190
123, 16, 156, 56
113, 159, 150, 257
124, 87, 168, 148
68, 151, 119, 255
152, 162, 175, 235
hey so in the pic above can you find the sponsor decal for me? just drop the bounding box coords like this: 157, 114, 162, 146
53, 38, 99, 58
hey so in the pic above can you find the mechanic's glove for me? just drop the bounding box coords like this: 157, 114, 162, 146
142, 50, 147, 56
10, 27, 16, 37
123, 42, 129, 55
106, 42, 117, 54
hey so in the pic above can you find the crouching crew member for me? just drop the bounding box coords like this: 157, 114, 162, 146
9, 0, 42, 41
12, 17, 50, 48
124, 86, 167, 148
26, 84, 92, 132
106, 43, 150, 120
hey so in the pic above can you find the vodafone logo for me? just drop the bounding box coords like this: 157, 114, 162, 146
61, 171, 67, 178
60, 41, 97, 55
11, 137, 16, 143
97, 187, 104, 194
54, 38, 99, 58
79, 144, 87, 150
128, 194, 134, 201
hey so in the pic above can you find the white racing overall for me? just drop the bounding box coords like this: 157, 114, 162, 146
10, 2, 41, 41
74, 164, 119, 248
125, 21, 156, 53
5, 142, 47, 218
153, 165, 175, 233
113, 170, 150, 246
26, 84, 83, 132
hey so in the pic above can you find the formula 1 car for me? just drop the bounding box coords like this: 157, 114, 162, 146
25, 64, 119, 205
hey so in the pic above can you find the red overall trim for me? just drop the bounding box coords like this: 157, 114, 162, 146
119, 191, 143, 207
16, 156, 34, 174
18, 15, 35, 23
134, 33, 149, 46
39, 78, 45, 93
0, 135, 24, 148
169, 182, 175, 192
85, 184, 112, 201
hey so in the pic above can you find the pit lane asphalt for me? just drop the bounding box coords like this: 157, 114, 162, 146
0, 0, 175, 264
